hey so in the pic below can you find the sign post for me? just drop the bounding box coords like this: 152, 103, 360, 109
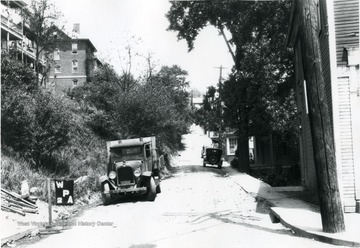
42, 178, 74, 234
47, 178, 52, 228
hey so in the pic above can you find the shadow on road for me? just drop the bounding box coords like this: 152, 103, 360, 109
169, 164, 226, 175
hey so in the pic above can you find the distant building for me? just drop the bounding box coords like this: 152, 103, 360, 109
192, 97, 203, 109
1, 2, 101, 93
222, 129, 297, 169
47, 27, 102, 93
288, 0, 359, 212
1, 0, 46, 74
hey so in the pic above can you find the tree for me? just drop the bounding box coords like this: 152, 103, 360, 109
70, 62, 192, 155
167, 1, 295, 172
167, 0, 345, 233
1, 52, 72, 169
24, 0, 67, 86
69, 63, 126, 138
193, 86, 221, 133
1, 52, 38, 153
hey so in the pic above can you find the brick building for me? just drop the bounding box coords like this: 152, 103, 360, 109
48, 35, 101, 93
1, 0, 101, 92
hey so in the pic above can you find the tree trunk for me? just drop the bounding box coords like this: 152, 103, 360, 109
297, 0, 345, 233
237, 134, 249, 173
237, 83, 250, 173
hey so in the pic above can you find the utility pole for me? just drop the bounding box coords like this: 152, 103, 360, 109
214, 65, 227, 150
296, 0, 345, 233
215, 65, 226, 84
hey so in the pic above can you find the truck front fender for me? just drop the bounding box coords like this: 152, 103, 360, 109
99, 175, 108, 184
141, 171, 152, 177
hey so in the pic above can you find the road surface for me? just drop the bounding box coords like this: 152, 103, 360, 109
17, 125, 345, 248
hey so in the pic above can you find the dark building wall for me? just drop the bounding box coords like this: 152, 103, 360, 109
333, 0, 359, 66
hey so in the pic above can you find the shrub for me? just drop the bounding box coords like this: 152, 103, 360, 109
1, 148, 48, 200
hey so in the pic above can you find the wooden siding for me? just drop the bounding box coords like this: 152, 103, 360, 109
333, 0, 359, 66
337, 77, 356, 210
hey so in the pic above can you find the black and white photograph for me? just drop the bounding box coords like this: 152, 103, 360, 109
1, 0, 359, 247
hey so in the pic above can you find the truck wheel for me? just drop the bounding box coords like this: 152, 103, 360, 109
209, 155, 218, 164
102, 183, 112, 206
156, 184, 161, 194
218, 160, 223, 169
146, 177, 157, 201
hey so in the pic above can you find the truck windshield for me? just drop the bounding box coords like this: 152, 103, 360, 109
110, 146, 142, 159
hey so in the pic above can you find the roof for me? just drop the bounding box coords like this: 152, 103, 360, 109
1, 0, 27, 8
108, 140, 150, 148
74, 38, 97, 52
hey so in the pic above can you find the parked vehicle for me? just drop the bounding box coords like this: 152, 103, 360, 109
99, 137, 161, 205
202, 146, 223, 169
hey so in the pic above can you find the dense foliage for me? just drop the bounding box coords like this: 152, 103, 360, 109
1, 53, 72, 170
1, 50, 192, 197
70, 64, 192, 154
167, 1, 298, 171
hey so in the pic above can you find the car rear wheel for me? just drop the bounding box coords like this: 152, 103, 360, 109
209, 155, 218, 164
146, 177, 157, 201
102, 183, 112, 206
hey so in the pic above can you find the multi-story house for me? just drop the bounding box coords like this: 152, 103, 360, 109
288, 0, 359, 212
48, 26, 102, 92
2, 1, 101, 92
1, 0, 45, 72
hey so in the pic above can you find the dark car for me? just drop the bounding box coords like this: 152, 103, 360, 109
202, 147, 223, 169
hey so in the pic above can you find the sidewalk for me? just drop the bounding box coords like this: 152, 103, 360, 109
226, 166, 360, 247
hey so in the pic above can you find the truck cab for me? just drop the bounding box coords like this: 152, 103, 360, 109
99, 137, 161, 205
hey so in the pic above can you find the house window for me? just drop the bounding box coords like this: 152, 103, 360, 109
54, 65, 61, 73
73, 79, 78, 86
72, 60, 78, 73
72, 43, 78, 54
54, 49, 60, 60
228, 138, 237, 155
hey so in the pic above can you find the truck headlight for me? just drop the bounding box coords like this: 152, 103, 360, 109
134, 169, 141, 177
109, 171, 116, 180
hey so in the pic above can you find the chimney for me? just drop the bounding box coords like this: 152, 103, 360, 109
72, 23, 80, 38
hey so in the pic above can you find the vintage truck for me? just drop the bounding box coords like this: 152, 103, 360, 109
99, 136, 161, 205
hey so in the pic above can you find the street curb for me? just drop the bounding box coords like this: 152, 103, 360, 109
269, 208, 360, 247
227, 170, 360, 247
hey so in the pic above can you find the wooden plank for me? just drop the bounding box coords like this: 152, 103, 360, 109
1, 188, 37, 208
2, 195, 37, 209
1, 204, 26, 216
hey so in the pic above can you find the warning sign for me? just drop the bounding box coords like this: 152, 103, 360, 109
54, 180, 74, 205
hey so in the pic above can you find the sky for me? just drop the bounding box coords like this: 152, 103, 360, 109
53, 0, 234, 94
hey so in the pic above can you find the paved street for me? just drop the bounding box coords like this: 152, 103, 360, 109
16, 126, 347, 248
